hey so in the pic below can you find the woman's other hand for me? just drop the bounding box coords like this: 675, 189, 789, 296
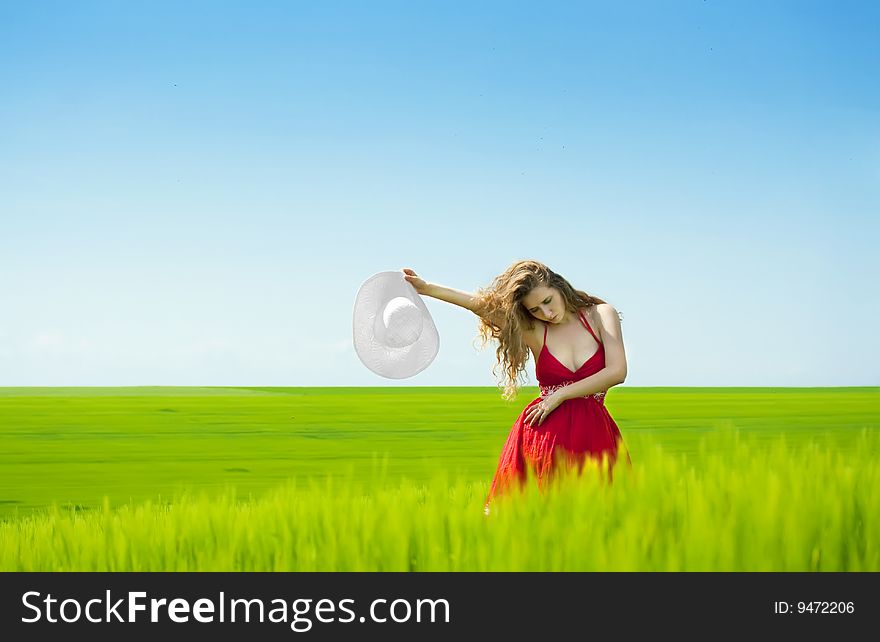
524, 391, 564, 428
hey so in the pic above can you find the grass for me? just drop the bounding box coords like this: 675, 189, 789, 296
0, 386, 877, 570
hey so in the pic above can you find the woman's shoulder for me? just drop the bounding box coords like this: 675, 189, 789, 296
587, 302, 619, 316
521, 319, 545, 352
582, 303, 622, 334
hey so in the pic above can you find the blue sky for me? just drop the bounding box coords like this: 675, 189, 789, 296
1, 0, 877, 387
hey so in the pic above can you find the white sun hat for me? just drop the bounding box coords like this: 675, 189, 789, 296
353, 271, 440, 379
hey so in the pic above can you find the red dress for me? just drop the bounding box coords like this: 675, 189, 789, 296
485, 309, 631, 508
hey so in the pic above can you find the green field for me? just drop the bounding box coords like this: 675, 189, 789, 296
1, 387, 878, 571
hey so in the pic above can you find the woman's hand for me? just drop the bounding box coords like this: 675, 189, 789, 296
524, 390, 565, 428
402, 268, 430, 295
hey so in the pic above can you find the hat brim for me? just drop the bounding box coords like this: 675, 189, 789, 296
353, 271, 440, 379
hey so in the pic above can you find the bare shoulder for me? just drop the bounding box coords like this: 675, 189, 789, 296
525, 319, 544, 342
522, 320, 545, 355
590, 303, 623, 337
593, 302, 621, 320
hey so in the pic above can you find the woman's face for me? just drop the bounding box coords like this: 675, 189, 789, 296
522, 285, 566, 324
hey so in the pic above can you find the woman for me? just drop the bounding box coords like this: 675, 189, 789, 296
402, 260, 630, 512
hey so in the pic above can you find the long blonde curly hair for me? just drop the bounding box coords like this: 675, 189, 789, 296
473, 260, 607, 400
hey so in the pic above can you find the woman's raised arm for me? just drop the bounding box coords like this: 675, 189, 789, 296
402, 268, 505, 327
